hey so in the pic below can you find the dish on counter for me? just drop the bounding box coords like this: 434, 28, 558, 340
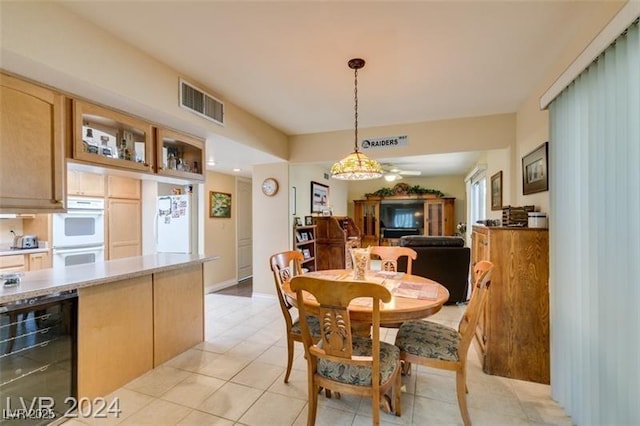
1, 272, 23, 287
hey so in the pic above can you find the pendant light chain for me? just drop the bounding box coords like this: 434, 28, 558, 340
329, 57, 382, 180
354, 67, 359, 153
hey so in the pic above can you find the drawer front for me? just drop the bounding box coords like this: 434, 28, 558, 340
0, 254, 26, 269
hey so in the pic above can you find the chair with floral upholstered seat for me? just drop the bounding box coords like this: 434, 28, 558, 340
290, 274, 402, 425
394, 260, 494, 426
269, 251, 321, 383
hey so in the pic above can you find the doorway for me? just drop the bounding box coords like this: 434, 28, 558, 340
236, 178, 253, 280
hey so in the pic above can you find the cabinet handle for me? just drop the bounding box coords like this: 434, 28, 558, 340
481, 240, 488, 246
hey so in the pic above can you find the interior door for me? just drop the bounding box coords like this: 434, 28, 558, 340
237, 179, 253, 280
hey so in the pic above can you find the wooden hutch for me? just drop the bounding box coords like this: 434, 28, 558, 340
314, 216, 361, 270
354, 194, 455, 246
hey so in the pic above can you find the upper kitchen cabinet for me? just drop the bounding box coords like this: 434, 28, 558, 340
155, 128, 205, 181
67, 170, 105, 197
0, 73, 65, 213
73, 100, 154, 174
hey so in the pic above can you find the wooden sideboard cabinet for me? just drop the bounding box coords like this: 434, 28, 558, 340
315, 216, 361, 270
471, 225, 550, 384
0, 73, 65, 213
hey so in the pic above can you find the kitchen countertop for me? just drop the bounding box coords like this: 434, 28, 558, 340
0, 253, 219, 304
0, 245, 49, 256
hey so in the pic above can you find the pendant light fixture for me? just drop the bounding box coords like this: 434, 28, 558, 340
330, 58, 382, 180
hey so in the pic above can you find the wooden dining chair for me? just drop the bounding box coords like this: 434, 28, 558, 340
269, 251, 321, 383
290, 275, 402, 426
394, 260, 494, 426
369, 246, 417, 275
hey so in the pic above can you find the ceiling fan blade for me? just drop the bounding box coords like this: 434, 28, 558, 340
398, 170, 421, 176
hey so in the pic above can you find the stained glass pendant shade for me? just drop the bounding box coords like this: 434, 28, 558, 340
330, 58, 382, 181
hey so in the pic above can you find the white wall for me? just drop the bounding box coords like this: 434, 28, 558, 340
485, 147, 511, 221
289, 164, 350, 225
289, 113, 516, 164
252, 163, 290, 297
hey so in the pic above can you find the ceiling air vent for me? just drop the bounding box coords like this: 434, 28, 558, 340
179, 78, 224, 126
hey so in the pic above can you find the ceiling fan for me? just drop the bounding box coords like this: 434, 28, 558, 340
380, 163, 421, 182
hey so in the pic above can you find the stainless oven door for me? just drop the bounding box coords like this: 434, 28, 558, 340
53, 245, 105, 269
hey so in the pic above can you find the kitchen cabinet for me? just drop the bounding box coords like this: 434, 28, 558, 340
106, 176, 141, 260
73, 100, 154, 173
67, 170, 105, 197
153, 265, 204, 365
471, 225, 550, 384
294, 224, 317, 272
0, 255, 27, 273
78, 274, 154, 399
27, 251, 51, 270
107, 175, 141, 200
107, 199, 141, 260
156, 128, 205, 181
0, 73, 65, 213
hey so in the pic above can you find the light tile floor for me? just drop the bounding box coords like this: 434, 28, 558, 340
65, 293, 573, 425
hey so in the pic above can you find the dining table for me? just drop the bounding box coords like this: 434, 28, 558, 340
283, 268, 450, 335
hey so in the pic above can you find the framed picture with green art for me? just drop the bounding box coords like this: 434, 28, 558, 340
210, 191, 231, 218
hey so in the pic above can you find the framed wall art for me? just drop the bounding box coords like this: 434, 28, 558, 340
491, 171, 503, 211
210, 191, 231, 218
522, 142, 549, 195
310, 181, 329, 214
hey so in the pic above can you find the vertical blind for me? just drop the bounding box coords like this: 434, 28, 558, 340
548, 19, 639, 425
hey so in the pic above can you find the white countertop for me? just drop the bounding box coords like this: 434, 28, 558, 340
0, 253, 218, 304
0, 245, 49, 256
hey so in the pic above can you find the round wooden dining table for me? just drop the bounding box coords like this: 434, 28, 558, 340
283, 269, 450, 331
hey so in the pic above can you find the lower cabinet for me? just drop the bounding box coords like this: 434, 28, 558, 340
28, 251, 51, 270
78, 274, 154, 399
153, 265, 204, 365
0, 252, 51, 272
77, 264, 204, 398
0, 255, 27, 273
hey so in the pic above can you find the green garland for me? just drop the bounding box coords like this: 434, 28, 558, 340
365, 184, 444, 198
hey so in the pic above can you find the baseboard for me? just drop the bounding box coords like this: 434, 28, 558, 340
251, 292, 276, 301
205, 279, 238, 294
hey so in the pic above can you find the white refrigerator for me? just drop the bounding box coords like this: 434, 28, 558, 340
156, 194, 193, 253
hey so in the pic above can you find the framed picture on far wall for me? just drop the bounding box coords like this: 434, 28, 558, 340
310, 181, 329, 214
522, 142, 549, 195
491, 171, 503, 211
210, 191, 231, 218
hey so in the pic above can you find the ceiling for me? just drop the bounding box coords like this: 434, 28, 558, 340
57, 1, 614, 177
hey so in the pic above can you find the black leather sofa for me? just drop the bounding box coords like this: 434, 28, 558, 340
396, 235, 471, 304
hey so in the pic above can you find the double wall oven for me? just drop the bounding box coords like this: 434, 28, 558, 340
52, 198, 105, 269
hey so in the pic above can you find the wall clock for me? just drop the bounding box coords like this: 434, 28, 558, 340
261, 177, 279, 196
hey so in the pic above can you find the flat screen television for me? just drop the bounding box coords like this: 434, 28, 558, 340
379, 200, 424, 238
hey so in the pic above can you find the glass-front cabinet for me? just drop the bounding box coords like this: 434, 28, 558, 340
73, 100, 154, 173
353, 200, 380, 246
156, 128, 205, 181
424, 197, 455, 236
